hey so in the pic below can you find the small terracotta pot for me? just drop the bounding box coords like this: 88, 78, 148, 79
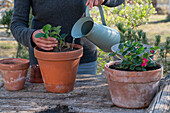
29, 65, 43, 83
104, 61, 163, 109
0, 58, 30, 91
34, 44, 83, 93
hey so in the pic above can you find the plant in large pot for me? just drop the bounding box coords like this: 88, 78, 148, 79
34, 24, 83, 93
104, 40, 163, 108
0, 58, 30, 91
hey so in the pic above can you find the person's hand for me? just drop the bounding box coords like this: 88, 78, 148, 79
32, 29, 58, 51
86, 0, 104, 10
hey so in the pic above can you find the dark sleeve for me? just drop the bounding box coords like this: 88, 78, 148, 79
10, 0, 36, 48
102, 0, 125, 7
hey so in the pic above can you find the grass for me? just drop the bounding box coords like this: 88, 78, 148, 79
138, 15, 170, 44
157, 0, 168, 4
0, 41, 17, 59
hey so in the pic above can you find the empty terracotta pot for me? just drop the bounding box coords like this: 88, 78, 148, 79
0, 58, 30, 91
34, 44, 83, 93
104, 61, 163, 109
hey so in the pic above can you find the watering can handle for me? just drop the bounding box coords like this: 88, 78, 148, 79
86, 5, 107, 26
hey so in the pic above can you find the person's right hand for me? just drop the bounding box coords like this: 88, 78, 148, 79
32, 29, 58, 51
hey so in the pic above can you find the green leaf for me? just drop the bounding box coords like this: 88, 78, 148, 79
122, 51, 127, 56
130, 65, 135, 70
142, 68, 146, 71
62, 42, 65, 46
119, 49, 124, 53
43, 24, 51, 33
149, 47, 154, 50
154, 46, 160, 50
118, 43, 123, 49
136, 67, 142, 71
61, 33, 68, 39
35, 33, 44, 38
53, 36, 59, 40
124, 65, 129, 69
132, 54, 137, 58
120, 64, 123, 69
124, 55, 128, 58
125, 61, 130, 65
56, 29, 61, 35
136, 61, 142, 66
138, 50, 144, 54
109, 52, 117, 56
138, 46, 144, 51
143, 52, 149, 58
52, 26, 61, 31
121, 60, 127, 65
44, 33, 48, 39
50, 31, 58, 35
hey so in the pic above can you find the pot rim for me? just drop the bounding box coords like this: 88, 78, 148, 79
105, 61, 163, 73
34, 43, 83, 61
104, 61, 163, 83
0, 58, 30, 70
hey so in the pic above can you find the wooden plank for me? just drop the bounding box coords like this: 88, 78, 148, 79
147, 74, 170, 113
0, 79, 3, 89
0, 74, 146, 113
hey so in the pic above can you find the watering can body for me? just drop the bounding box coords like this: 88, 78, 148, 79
71, 5, 120, 52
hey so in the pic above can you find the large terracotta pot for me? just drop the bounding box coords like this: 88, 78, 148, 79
104, 61, 163, 109
34, 44, 83, 93
0, 58, 30, 91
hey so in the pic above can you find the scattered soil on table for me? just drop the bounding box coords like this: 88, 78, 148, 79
109, 62, 161, 71
37, 104, 76, 113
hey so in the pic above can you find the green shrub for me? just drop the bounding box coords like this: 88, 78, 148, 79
0, 8, 32, 59
0, 9, 13, 36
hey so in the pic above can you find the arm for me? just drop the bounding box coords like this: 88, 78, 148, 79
10, 0, 35, 48
10, 0, 57, 50
103, 0, 125, 7
86, 0, 125, 10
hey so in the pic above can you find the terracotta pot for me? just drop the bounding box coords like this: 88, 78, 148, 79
34, 44, 83, 93
29, 65, 43, 83
0, 58, 30, 91
104, 61, 163, 109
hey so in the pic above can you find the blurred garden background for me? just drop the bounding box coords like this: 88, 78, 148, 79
0, 0, 169, 76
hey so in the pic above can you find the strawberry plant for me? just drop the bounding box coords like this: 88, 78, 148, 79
110, 41, 160, 71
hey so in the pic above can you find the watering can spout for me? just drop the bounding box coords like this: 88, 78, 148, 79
71, 5, 120, 52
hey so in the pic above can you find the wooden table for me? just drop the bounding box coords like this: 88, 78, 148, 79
0, 74, 169, 113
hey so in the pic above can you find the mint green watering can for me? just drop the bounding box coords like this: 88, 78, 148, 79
71, 5, 121, 52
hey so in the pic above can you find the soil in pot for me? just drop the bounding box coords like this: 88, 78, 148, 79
0, 58, 30, 91
109, 62, 161, 71
37, 46, 78, 52
104, 61, 163, 109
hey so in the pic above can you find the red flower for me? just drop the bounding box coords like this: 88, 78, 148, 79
137, 46, 140, 49
141, 57, 148, 67
128, 53, 131, 55
151, 50, 155, 54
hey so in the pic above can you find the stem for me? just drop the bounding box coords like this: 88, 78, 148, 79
49, 28, 52, 37
165, 50, 167, 68
149, 57, 155, 65
116, 55, 123, 60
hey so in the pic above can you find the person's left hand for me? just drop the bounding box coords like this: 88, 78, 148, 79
86, 0, 105, 10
